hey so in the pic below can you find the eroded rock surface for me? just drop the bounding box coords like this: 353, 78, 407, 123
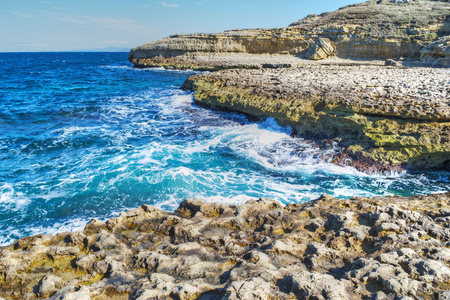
0, 193, 449, 299
421, 36, 450, 68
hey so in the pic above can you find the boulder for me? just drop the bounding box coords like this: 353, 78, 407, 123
305, 38, 335, 60
420, 36, 450, 67
37, 274, 64, 297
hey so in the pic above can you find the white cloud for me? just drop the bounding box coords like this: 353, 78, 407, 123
41, 11, 146, 32
159, 1, 179, 8
13, 12, 34, 18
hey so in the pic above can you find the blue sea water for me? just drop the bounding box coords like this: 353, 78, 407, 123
0, 52, 448, 245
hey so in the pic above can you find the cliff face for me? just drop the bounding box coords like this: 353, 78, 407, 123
129, 0, 450, 68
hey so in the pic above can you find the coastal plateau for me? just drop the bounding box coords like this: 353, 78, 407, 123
1, 193, 449, 299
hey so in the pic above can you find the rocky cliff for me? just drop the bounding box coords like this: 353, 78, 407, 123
1, 193, 449, 299
129, 0, 450, 69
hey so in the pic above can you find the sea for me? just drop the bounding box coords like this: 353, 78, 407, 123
0, 52, 448, 246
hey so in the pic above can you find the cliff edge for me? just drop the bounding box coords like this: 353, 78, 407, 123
129, 0, 450, 69
128, 0, 450, 171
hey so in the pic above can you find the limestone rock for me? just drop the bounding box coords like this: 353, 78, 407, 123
0, 193, 449, 299
420, 36, 450, 68
223, 277, 273, 299
305, 38, 335, 60
37, 274, 64, 297
130, 1, 450, 69
183, 66, 450, 170
290, 271, 349, 299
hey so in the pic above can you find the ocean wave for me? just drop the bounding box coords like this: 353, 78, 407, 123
0, 53, 449, 244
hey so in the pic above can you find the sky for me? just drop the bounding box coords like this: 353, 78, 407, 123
1, 0, 363, 52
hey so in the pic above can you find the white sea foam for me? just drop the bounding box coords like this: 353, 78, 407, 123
0, 183, 31, 210
0, 217, 90, 247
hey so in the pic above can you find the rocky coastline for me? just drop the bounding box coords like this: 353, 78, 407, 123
1, 1, 449, 299
1, 193, 449, 299
182, 65, 450, 172
128, 0, 450, 171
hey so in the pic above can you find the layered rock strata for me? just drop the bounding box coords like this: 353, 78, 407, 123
421, 36, 450, 67
0, 193, 449, 299
129, 0, 450, 69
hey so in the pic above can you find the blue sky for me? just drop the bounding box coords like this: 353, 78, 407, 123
1, 0, 362, 52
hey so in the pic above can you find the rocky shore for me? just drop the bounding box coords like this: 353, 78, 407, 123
1, 1, 448, 300
183, 65, 450, 171
1, 193, 449, 299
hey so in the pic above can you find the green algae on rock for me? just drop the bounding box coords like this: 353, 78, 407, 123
0, 193, 449, 299
183, 66, 450, 170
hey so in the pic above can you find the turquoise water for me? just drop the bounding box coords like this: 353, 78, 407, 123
0, 52, 448, 245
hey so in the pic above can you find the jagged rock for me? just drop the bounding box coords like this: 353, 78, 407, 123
52, 286, 91, 300
385, 59, 403, 67
223, 277, 273, 299
0, 193, 449, 299
439, 290, 450, 300
382, 277, 423, 296
129, 1, 450, 69
183, 66, 450, 170
75, 254, 97, 271
406, 259, 450, 283
305, 38, 335, 60
91, 231, 118, 251
134, 273, 175, 299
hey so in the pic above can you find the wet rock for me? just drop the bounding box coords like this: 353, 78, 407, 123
91, 231, 118, 252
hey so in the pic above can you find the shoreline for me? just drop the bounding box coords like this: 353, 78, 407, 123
1, 192, 449, 299
182, 64, 450, 172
